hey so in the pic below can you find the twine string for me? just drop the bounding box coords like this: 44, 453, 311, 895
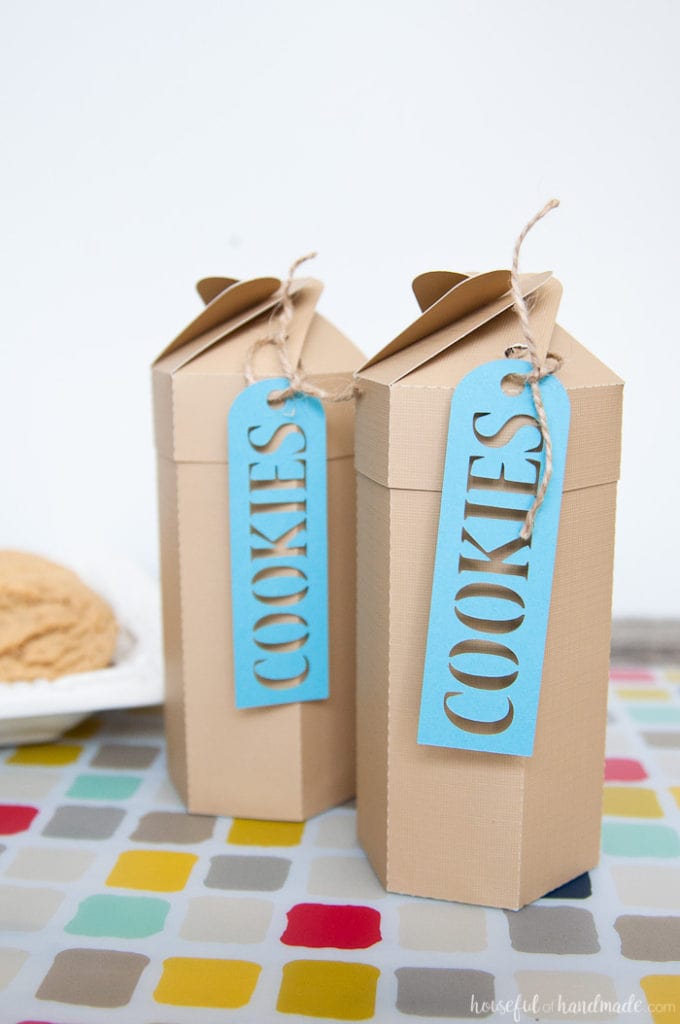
247, 210, 563, 532
504, 198, 562, 540
244, 252, 358, 404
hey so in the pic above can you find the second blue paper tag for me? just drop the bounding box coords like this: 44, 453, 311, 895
228, 377, 329, 709
418, 359, 571, 757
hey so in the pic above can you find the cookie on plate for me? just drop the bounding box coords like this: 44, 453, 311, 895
0, 551, 118, 682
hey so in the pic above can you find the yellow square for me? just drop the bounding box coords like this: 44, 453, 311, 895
7, 743, 82, 766
616, 688, 669, 701
603, 786, 663, 818
107, 850, 197, 892
277, 960, 379, 1020
641, 975, 680, 1024
228, 818, 304, 846
154, 957, 260, 1008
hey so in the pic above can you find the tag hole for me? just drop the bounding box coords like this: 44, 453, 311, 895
501, 373, 526, 397
267, 392, 296, 417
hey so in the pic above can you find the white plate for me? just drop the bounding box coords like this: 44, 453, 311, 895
0, 552, 164, 745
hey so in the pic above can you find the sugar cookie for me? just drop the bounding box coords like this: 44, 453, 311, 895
0, 551, 118, 682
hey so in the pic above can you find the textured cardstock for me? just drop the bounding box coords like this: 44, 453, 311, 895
152, 274, 362, 820
229, 378, 328, 708
419, 359, 570, 755
355, 269, 622, 908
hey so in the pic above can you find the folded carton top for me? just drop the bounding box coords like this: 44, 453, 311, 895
358, 268, 623, 391
355, 268, 623, 494
360, 269, 558, 385
153, 273, 363, 463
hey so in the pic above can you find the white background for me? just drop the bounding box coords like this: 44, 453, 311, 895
0, 0, 677, 618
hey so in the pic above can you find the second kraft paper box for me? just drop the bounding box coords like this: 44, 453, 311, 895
355, 268, 623, 908
152, 273, 362, 820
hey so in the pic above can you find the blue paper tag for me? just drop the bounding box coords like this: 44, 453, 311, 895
228, 377, 329, 709
418, 359, 571, 756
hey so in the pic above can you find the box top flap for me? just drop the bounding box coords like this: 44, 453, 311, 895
359, 271, 553, 386
153, 277, 322, 377
156, 276, 282, 363
411, 271, 469, 311
195, 276, 239, 304
178, 305, 362, 379
152, 278, 364, 465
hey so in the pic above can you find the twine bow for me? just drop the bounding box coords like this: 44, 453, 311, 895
504, 199, 563, 540
244, 253, 358, 405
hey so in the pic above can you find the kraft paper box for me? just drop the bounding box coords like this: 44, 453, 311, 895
355, 269, 623, 909
152, 273, 362, 820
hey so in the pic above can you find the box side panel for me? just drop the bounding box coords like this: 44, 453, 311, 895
355, 473, 391, 885
565, 382, 623, 493
386, 487, 524, 908
176, 461, 305, 820
355, 380, 391, 489
300, 456, 357, 817
172, 370, 356, 464
518, 481, 619, 905
380, 381, 622, 495
152, 367, 175, 462
299, 311, 366, 373
156, 454, 189, 803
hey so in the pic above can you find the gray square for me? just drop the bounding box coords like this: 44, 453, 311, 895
615, 914, 680, 961
396, 967, 495, 1018
504, 906, 599, 954
641, 731, 680, 749
130, 811, 215, 844
90, 743, 160, 769
37, 948, 149, 1008
204, 855, 290, 891
42, 805, 125, 840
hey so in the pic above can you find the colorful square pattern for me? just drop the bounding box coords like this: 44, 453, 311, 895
0, 670, 679, 1022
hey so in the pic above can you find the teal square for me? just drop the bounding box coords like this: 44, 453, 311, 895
65, 894, 170, 938
602, 822, 680, 857
628, 707, 680, 725
67, 774, 142, 801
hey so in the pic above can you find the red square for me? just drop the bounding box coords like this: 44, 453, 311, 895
281, 903, 381, 949
604, 758, 648, 782
0, 804, 39, 834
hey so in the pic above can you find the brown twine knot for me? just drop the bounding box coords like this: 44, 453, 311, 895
504, 198, 562, 540
244, 252, 359, 405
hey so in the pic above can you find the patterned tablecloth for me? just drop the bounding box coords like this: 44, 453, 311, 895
0, 665, 679, 1024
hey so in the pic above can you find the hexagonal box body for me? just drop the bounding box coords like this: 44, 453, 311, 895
355, 270, 623, 908
153, 275, 362, 820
